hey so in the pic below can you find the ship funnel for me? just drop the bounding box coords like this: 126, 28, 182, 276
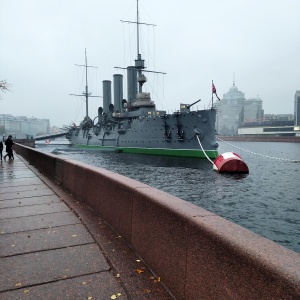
127, 66, 137, 104
102, 80, 112, 114
113, 74, 123, 112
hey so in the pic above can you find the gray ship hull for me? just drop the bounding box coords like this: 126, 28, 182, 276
67, 108, 218, 158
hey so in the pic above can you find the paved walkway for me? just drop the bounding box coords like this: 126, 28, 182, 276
0, 155, 173, 299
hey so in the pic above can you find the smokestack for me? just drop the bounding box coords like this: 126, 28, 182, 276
113, 74, 123, 112
127, 66, 137, 104
102, 80, 112, 114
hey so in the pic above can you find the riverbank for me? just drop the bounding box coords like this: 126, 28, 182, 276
218, 135, 300, 143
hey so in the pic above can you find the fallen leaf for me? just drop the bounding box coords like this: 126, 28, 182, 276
117, 293, 122, 296
136, 259, 141, 262
136, 269, 144, 274
116, 274, 120, 278
15, 283, 22, 287
144, 289, 151, 294
88, 297, 92, 300
72, 235, 77, 237
11, 245, 15, 247
110, 295, 117, 299
24, 290, 30, 294
157, 277, 161, 282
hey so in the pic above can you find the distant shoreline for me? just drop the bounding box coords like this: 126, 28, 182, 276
217, 135, 300, 143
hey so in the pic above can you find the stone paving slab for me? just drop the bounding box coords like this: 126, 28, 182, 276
0, 154, 173, 299
0, 195, 61, 209
59, 186, 174, 300
0, 211, 81, 234
0, 178, 43, 188
0, 272, 127, 300
0, 183, 48, 194
0, 172, 36, 180
0, 202, 69, 219
0, 169, 34, 174
0, 244, 109, 293
0, 188, 55, 201
0, 223, 95, 257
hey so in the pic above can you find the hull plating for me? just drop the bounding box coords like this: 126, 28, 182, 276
68, 109, 219, 159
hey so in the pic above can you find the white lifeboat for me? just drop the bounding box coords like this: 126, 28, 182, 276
213, 152, 249, 174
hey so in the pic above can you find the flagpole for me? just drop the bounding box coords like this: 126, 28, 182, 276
212, 80, 214, 109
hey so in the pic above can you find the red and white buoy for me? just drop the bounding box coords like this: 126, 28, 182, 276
213, 152, 249, 174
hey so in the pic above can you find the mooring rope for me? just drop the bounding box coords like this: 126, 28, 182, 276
196, 134, 214, 165
217, 136, 300, 163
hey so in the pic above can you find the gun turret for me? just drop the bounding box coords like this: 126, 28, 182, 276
187, 99, 201, 109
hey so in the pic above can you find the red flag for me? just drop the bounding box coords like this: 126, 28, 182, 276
212, 82, 220, 100
212, 83, 216, 94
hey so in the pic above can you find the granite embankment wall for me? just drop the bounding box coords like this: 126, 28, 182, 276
13, 139, 35, 148
14, 144, 300, 300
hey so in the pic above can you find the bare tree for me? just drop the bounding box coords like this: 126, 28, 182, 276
0, 80, 11, 99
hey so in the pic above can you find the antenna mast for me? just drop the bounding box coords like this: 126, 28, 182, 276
117, 1, 165, 95
70, 49, 100, 119
137, 0, 139, 58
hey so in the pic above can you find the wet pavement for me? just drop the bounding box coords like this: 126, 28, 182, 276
0, 156, 173, 299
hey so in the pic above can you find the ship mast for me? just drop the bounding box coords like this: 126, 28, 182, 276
137, 0, 140, 58
84, 49, 89, 117
70, 49, 100, 119
117, 1, 165, 98
135, 0, 146, 94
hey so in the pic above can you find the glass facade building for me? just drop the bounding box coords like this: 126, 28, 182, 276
214, 83, 264, 136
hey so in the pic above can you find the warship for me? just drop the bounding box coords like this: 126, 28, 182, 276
66, 1, 219, 159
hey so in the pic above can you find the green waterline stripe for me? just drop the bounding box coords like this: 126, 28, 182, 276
70, 144, 219, 159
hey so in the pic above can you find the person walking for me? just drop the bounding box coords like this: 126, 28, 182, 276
0, 140, 3, 160
4, 135, 14, 160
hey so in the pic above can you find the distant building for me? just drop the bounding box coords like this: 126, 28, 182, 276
238, 114, 297, 137
295, 90, 300, 126
214, 82, 264, 136
0, 114, 50, 138
244, 97, 264, 122
50, 126, 61, 133
213, 81, 300, 137
264, 114, 294, 121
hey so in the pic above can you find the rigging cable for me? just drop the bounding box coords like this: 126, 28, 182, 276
196, 134, 214, 165
217, 136, 300, 163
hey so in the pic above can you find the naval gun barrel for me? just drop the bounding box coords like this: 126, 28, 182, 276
187, 99, 201, 109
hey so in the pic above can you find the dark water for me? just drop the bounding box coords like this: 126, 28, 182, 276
37, 141, 300, 254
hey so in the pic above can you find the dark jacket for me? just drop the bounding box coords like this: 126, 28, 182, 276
5, 138, 14, 150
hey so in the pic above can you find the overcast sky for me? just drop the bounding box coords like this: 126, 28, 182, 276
1, 0, 299, 127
